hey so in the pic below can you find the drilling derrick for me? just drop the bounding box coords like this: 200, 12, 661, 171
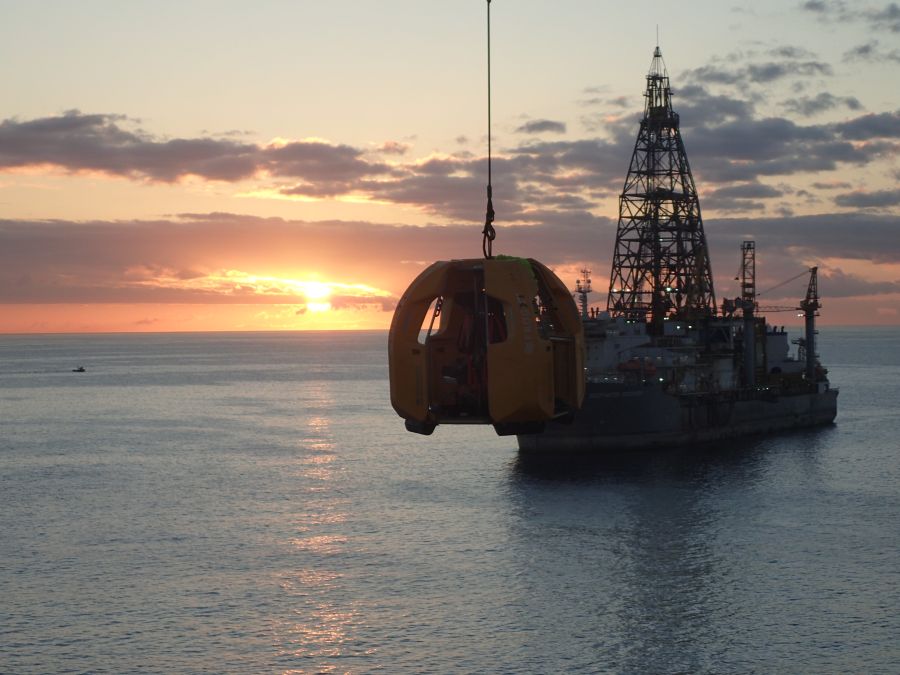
607, 46, 716, 330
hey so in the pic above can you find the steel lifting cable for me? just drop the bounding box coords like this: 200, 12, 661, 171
482, 0, 496, 259
757, 269, 809, 297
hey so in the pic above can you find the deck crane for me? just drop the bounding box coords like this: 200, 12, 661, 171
731, 242, 823, 387
799, 267, 821, 382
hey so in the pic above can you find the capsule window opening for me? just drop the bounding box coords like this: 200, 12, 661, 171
431, 290, 487, 418
532, 292, 560, 337
485, 295, 508, 345
418, 296, 443, 346
449, 291, 508, 352
425, 290, 509, 416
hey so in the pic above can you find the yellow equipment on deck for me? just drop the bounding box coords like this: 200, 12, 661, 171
389, 257, 584, 436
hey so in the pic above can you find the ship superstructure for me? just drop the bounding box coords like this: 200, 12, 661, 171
519, 47, 837, 453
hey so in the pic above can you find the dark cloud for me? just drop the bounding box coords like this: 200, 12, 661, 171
0, 215, 400, 305
797, 0, 857, 22
748, 60, 833, 82
0, 213, 613, 305
710, 183, 783, 199
706, 213, 900, 266
376, 140, 410, 155
520, 191, 596, 211
833, 111, 900, 139
577, 91, 633, 112
684, 60, 832, 87
361, 172, 488, 221
267, 137, 617, 221
811, 181, 852, 189
674, 45, 847, 160
782, 92, 863, 116
702, 197, 767, 213
687, 117, 844, 181
279, 180, 358, 198
0, 111, 607, 223
274, 142, 399, 197
814, 268, 900, 297
834, 188, 900, 208
414, 156, 467, 176
698, 212, 900, 308
683, 64, 743, 86
674, 85, 755, 125
2, 104, 898, 226
869, 2, 900, 31
678, 108, 900, 185
0, 111, 260, 181
2, 212, 897, 311
844, 42, 878, 61
515, 119, 567, 134
0, 110, 394, 187
264, 140, 389, 181
769, 46, 817, 59
800, 1, 830, 12
843, 40, 900, 63
800, 1, 900, 32
508, 138, 629, 188
704, 182, 783, 211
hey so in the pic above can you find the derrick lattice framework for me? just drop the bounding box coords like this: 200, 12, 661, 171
607, 46, 716, 328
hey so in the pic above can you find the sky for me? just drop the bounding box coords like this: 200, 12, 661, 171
1, 0, 898, 332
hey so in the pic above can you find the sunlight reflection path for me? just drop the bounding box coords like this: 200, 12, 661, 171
270, 384, 375, 670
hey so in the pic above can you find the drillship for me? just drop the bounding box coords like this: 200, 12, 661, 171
518, 47, 838, 452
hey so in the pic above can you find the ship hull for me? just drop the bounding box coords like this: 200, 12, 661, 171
517, 383, 838, 453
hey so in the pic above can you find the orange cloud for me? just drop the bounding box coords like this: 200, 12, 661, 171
2, 210, 899, 332
0, 302, 392, 333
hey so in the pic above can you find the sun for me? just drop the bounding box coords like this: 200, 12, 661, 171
298, 280, 332, 312
300, 281, 332, 301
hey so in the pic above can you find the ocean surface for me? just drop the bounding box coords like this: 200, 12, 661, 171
1, 327, 898, 674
